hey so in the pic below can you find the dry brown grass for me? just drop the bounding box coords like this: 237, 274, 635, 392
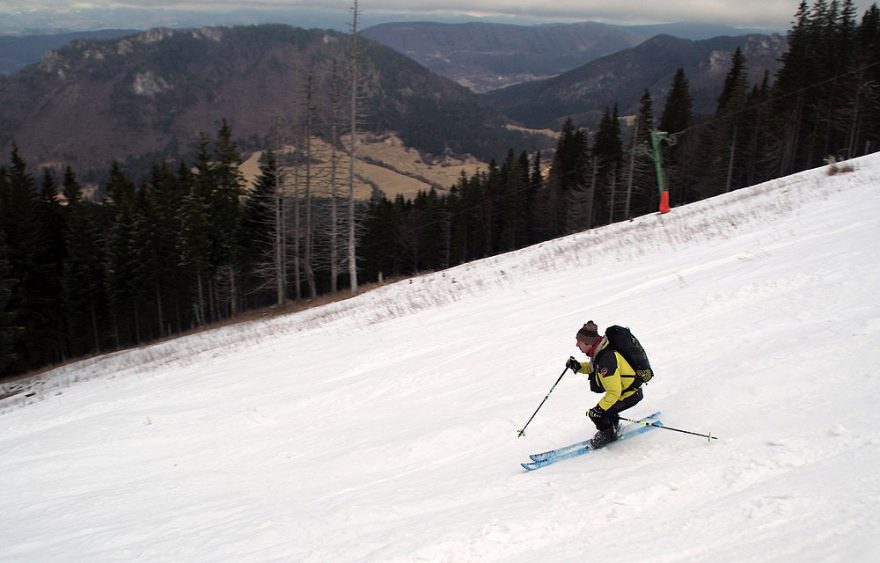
0, 275, 412, 389
240, 133, 486, 200
219, 275, 412, 326
826, 156, 856, 176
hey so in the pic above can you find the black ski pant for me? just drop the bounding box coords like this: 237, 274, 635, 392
592, 388, 644, 432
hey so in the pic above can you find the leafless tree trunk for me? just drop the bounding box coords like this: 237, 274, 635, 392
779, 94, 803, 176
291, 153, 302, 301
625, 114, 639, 220
329, 61, 342, 293
847, 75, 876, 158
303, 73, 317, 300
90, 306, 100, 353
586, 157, 597, 230
154, 284, 164, 337
274, 161, 286, 306
347, 0, 360, 295
195, 272, 205, 326
725, 126, 737, 193
244, 145, 289, 306
607, 169, 617, 224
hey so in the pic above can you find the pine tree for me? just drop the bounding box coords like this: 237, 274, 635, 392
481, 159, 500, 254
717, 48, 750, 115
771, 1, 816, 175
591, 106, 623, 227
415, 187, 447, 270
62, 190, 107, 356
40, 168, 57, 205
457, 170, 486, 263
742, 73, 773, 186
717, 47, 750, 193
36, 167, 67, 359
128, 181, 161, 342
507, 149, 531, 248
177, 161, 212, 328
212, 120, 245, 315
62, 166, 82, 205
846, 3, 880, 156
2, 146, 67, 368
240, 150, 284, 305
446, 172, 472, 264
0, 229, 20, 375
360, 194, 403, 282
659, 68, 694, 204
105, 160, 136, 207
145, 162, 188, 334
526, 151, 544, 245
103, 165, 138, 348
542, 118, 590, 236
659, 69, 694, 135
626, 91, 658, 219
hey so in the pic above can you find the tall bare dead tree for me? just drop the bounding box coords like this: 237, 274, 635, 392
302, 71, 318, 300
328, 60, 343, 293
272, 120, 287, 306
347, 0, 360, 294
291, 145, 302, 301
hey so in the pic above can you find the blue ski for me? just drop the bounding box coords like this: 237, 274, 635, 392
528, 411, 661, 462
521, 412, 663, 471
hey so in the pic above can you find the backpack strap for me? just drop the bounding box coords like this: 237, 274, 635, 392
620, 369, 654, 388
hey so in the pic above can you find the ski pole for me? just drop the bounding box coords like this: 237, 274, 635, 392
517, 365, 570, 437
619, 415, 719, 441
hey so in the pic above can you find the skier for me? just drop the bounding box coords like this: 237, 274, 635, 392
566, 321, 645, 448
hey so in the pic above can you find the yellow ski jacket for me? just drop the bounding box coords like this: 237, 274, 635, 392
573, 338, 640, 411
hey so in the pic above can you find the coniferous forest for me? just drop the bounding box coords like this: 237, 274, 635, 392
2, 0, 879, 377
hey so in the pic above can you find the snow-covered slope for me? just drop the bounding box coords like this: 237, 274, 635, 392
2, 155, 879, 561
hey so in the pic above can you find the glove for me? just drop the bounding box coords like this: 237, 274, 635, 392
566, 356, 581, 373
588, 405, 606, 421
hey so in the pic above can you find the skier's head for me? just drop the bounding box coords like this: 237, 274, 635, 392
575, 321, 601, 355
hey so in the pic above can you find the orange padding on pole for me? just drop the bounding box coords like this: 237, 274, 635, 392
659, 191, 670, 214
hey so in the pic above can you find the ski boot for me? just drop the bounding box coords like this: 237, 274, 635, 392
589, 422, 620, 449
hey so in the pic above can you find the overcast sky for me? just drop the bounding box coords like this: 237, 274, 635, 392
3, 1, 879, 30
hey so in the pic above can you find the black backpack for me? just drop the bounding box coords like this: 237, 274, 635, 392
604, 325, 654, 387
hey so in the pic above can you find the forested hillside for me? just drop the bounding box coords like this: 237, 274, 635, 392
0, 24, 529, 179
483, 34, 787, 129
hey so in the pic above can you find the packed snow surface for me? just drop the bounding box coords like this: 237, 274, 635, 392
2, 155, 880, 561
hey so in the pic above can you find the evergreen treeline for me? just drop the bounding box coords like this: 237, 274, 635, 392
2, 0, 879, 377
363, 1, 880, 278
0, 121, 325, 375
669, 0, 880, 203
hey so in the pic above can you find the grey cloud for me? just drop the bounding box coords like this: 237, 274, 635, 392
4, 0, 879, 29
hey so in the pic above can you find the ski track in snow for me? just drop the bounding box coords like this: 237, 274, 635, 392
2, 155, 880, 561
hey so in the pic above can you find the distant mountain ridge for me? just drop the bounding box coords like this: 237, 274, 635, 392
0, 22, 788, 181
0, 24, 529, 176
0, 21, 771, 80
0, 30, 138, 75
362, 20, 776, 93
483, 33, 787, 129
362, 21, 648, 93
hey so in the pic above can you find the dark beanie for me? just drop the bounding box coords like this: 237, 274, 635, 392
576, 321, 600, 345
